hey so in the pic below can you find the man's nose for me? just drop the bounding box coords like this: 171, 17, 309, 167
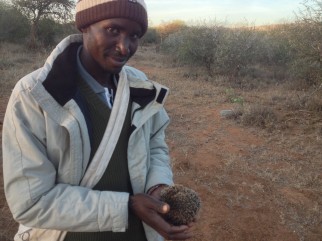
116, 35, 130, 56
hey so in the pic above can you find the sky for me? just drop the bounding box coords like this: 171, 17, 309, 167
145, 0, 305, 26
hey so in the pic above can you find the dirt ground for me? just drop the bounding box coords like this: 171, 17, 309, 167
129, 47, 322, 241
0, 45, 321, 241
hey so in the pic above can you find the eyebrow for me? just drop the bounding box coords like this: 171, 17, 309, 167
104, 21, 142, 35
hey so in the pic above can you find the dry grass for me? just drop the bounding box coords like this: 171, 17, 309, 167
240, 104, 278, 129
0, 43, 321, 241
0, 42, 48, 98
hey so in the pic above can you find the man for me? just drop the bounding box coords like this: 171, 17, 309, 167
2, 0, 194, 240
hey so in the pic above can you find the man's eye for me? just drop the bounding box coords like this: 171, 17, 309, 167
106, 28, 119, 34
131, 33, 140, 40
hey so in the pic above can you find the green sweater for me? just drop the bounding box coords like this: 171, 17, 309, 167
64, 76, 147, 241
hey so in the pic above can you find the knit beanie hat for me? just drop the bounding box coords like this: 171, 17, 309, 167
76, 0, 148, 34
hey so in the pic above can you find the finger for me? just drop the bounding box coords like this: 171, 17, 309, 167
146, 213, 193, 240
159, 224, 191, 237
187, 222, 196, 228
131, 194, 168, 214
161, 227, 194, 240
168, 224, 190, 233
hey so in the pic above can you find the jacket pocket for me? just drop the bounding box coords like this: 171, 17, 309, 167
14, 224, 67, 241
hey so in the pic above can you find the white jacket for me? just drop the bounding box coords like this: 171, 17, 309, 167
2, 35, 173, 241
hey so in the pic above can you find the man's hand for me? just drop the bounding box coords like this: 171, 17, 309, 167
129, 193, 194, 240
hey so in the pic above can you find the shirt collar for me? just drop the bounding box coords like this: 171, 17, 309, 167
77, 45, 105, 94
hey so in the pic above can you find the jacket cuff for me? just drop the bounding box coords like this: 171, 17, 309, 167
98, 191, 129, 232
147, 184, 168, 195
145, 171, 173, 193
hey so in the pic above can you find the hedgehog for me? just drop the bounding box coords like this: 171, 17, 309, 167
160, 184, 201, 226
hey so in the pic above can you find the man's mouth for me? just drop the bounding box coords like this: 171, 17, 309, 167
109, 54, 128, 66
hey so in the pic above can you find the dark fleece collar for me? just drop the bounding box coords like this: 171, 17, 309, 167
42, 42, 157, 108
43, 42, 81, 106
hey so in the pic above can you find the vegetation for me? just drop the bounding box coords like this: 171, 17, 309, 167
140, 27, 160, 45
0, 0, 320, 157
0, 0, 75, 47
13, 0, 75, 47
1, 0, 320, 83
161, 21, 321, 88
155, 19, 187, 44
291, 0, 322, 87
0, 0, 29, 43
159, 1, 321, 89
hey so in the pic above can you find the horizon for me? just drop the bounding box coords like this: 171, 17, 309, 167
146, 0, 304, 26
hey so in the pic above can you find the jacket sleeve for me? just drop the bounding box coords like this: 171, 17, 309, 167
2, 86, 129, 232
145, 108, 174, 192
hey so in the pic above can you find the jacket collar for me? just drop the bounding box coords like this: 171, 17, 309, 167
39, 35, 82, 106
37, 34, 169, 109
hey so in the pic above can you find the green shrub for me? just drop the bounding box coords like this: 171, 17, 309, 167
140, 28, 160, 45
161, 23, 294, 78
38, 19, 78, 47
161, 25, 224, 75
241, 105, 278, 128
0, 1, 29, 43
161, 20, 320, 87
258, 25, 296, 67
213, 27, 263, 75
60, 22, 79, 36
225, 88, 244, 106
288, 22, 322, 87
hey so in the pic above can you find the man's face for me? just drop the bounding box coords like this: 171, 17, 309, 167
82, 18, 143, 74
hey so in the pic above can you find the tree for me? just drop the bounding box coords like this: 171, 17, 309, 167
156, 20, 187, 43
292, 0, 322, 85
0, 0, 29, 42
11, 0, 75, 48
297, 0, 322, 24
140, 27, 160, 45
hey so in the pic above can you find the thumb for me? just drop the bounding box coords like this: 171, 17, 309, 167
158, 202, 170, 214
149, 197, 170, 214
